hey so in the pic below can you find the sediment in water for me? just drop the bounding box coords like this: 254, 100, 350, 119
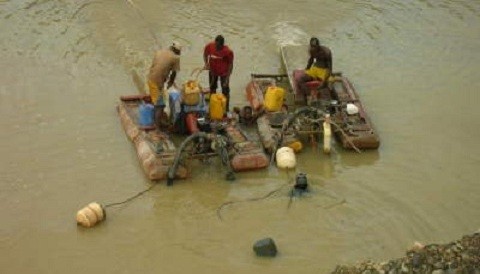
331, 232, 480, 274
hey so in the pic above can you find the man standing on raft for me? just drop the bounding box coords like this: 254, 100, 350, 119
203, 35, 234, 112
147, 42, 181, 128
147, 41, 182, 104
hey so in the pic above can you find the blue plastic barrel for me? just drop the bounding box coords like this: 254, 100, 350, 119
138, 103, 154, 126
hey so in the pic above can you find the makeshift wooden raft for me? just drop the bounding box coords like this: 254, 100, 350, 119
117, 94, 187, 180
280, 45, 380, 150
224, 125, 269, 172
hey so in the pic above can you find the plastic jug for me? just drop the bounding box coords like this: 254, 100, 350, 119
182, 80, 201, 106
138, 102, 154, 126
209, 93, 226, 120
264, 86, 285, 112
169, 89, 182, 124
185, 113, 199, 134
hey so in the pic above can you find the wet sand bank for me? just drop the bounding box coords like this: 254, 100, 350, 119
332, 232, 480, 274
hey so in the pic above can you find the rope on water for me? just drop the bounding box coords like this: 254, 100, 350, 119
286, 168, 297, 209
104, 184, 157, 208
216, 168, 294, 221
317, 189, 347, 209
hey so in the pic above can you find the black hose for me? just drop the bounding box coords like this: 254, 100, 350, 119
167, 132, 209, 186
216, 184, 287, 221
215, 135, 235, 181
167, 132, 236, 186
216, 168, 294, 221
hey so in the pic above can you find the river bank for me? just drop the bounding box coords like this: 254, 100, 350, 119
332, 232, 480, 274
1, 1, 480, 273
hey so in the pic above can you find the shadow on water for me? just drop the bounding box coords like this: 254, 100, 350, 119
337, 149, 380, 168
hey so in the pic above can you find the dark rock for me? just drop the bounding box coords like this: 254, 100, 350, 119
412, 253, 423, 268
253, 237, 278, 257
433, 262, 445, 269
445, 269, 459, 274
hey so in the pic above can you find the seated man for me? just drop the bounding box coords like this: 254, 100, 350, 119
299, 37, 332, 104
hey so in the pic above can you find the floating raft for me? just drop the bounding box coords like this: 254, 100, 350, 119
280, 45, 380, 150
224, 124, 269, 171
256, 113, 301, 154
117, 94, 187, 180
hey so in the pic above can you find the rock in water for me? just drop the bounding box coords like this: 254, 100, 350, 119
253, 238, 278, 257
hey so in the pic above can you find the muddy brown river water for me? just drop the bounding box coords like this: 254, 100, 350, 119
1, 0, 479, 273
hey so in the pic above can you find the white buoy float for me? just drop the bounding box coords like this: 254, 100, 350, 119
323, 114, 332, 154
76, 202, 106, 228
276, 146, 296, 169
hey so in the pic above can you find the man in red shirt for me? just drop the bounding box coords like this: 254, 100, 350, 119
203, 35, 234, 112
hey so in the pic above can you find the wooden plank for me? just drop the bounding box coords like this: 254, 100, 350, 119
280, 45, 308, 91
280, 45, 312, 104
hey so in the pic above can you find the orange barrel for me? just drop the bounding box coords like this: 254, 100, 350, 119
185, 113, 199, 134
264, 86, 285, 112
209, 93, 227, 120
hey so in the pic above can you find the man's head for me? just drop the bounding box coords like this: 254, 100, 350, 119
310, 37, 320, 47
215, 35, 225, 50
171, 41, 182, 55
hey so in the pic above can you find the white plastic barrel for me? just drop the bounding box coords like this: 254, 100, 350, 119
276, 147, 296, 169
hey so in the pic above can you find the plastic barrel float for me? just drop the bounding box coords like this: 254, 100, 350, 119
76, 202, 106, 228
275, 146, 296, 169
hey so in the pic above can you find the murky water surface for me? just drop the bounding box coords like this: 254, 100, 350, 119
1, 0, 479, 273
